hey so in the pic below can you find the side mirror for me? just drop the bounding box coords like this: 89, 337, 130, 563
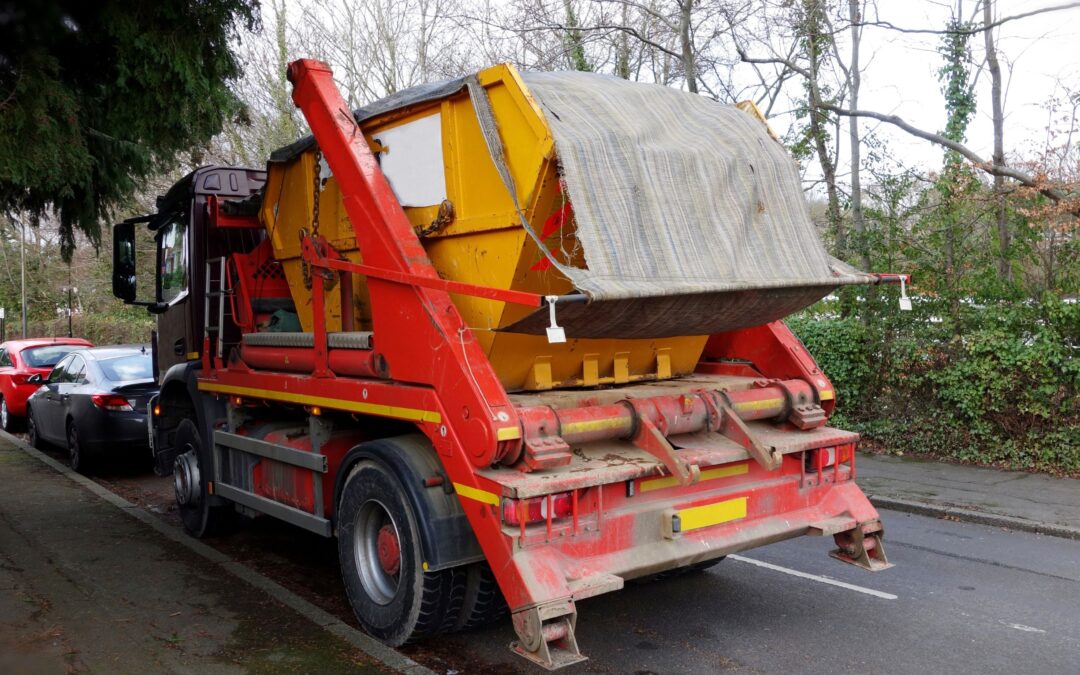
27, 373, 42, 385
113, 221, 137, 303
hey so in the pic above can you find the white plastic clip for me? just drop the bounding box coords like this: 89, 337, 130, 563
545, 295, 567, 344
898, 276, 912, 311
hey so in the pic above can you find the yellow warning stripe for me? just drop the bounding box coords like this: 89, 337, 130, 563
640, 462, 749, 493
197, 382, 442, 424
453, 482, 500, 506
560, 417, 630, 436
496, 426, 522, 441
819, 389, 835, 401
731, 398, 784, 412
678, 496, 748, 532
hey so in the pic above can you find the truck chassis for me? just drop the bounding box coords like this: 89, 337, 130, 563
138, 60, 891, 669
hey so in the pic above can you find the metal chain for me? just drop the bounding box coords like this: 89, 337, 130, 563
301, 145, 323, 290
311, 145, 322, 238
416, 199, 455, 238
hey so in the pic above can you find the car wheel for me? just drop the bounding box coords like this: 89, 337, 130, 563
338, 459, 463, 646
67, 420, 89, 474
174, 419, 232, 538
27, 406, 45, 449
0, 396, 16, 432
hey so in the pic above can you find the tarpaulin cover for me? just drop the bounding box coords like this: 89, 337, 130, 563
269, 68, 872, 339
499, 71, 872, 338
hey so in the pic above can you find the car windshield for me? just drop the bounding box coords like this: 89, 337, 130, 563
98, 354, 153, 381
22, 345, 86, 368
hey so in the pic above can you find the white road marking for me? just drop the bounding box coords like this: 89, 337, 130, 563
729, 554, 899, 600
999, 621, 1046, 633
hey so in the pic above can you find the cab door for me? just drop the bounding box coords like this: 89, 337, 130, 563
154, 212, 198, 375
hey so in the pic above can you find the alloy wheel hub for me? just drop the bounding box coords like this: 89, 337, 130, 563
376, 524, 401, 576
174, 450, 201, 507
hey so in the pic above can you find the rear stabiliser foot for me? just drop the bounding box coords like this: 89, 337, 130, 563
510, 599, 587, 670
830, 522, 893, 572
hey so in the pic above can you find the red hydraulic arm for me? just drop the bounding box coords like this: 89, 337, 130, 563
286, 59, 521, 465
287, 59, 548, 614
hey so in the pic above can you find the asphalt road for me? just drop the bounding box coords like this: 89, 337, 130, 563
424, 510, 1080, 674
20, 437, 1080, 674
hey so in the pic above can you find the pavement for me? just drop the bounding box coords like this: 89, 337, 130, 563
856, 451, 1080, 540
0, 434, 432, 674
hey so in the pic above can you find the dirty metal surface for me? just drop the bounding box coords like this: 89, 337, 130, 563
507, 374, 760, 410
480, 424, 859, 499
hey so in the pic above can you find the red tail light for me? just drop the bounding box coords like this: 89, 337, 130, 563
502, 492, 573, 526
91, 394, 133, 412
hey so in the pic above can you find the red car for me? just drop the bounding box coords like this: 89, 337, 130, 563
0, 338, 94, 431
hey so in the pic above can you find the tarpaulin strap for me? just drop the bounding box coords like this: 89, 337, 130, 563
465, 75, 580, 284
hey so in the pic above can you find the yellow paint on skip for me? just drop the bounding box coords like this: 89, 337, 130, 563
452, 482, 501, 507
640, 463, 749, 493
196, 382, 441, 424
678, 496, 748, 532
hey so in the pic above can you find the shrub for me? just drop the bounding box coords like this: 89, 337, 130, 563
788, 297, 1080, 475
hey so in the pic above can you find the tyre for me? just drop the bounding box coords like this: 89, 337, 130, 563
173, 419, 232, 538
337, 459, 462, 646
453, 562, 508, 631
0, 396, 17, 432
67, 420, 89, 474
26, 406, 44, 449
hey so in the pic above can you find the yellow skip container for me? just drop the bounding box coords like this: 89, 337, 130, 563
260, 64, 709, 392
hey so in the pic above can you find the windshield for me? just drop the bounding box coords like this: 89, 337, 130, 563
22, 345, 87, 368
98, 354, 154, 382
159, 215, 188, 303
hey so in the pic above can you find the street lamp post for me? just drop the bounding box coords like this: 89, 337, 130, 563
20, 217, 27, 338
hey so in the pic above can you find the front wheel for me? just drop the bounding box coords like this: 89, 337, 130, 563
337, 459, 461, 646
173, 419, 232, 538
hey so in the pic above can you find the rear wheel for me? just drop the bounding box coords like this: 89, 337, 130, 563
0, 396, 17, 432
173, 419, 232, 538
337, 459, 462, 645
26, 406, 44, 449
67, 420, 89, 474
453, 562, 508, 631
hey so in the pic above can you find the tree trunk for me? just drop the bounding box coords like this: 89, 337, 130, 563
804, 0, 843, 252
848, 0, 868, 270
983, 0, 1010, 282
615, 4, 631, 79
679, 0, 697, 93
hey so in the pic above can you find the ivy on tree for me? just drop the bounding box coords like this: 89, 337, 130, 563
0, 0, 258, 259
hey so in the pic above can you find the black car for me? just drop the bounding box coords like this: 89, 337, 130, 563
26, 345, 158, 473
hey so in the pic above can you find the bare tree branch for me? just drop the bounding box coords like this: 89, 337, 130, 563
856, 1, 1080, 36
819, 103, 1074, 205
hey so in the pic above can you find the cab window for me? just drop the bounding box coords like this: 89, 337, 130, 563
158, 215, 188, 303
0, 349, 10, 367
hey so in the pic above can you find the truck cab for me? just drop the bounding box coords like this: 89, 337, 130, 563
112, 166, 266, 470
